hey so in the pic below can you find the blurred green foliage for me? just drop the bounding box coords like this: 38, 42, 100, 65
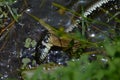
22, 37, 120, 80
0, 0, 17, 5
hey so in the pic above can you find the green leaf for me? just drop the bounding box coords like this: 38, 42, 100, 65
21, 58, 31, 69
24, 38, 32, 48
31, 40, 37, 48
104, 39, 115, 56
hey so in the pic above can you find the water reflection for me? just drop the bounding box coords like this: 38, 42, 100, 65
25, 8, 32, 13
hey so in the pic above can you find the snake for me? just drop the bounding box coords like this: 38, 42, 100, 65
35, 0, 119, 64
65, 0, 116, 32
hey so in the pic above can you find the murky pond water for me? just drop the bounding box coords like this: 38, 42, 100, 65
0, 0, 120, 80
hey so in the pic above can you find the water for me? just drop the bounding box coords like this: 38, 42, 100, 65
0, 0, 119, 79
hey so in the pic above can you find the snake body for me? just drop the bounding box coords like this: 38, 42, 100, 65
66, 0, 115, 32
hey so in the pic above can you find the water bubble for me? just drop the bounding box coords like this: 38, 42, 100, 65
90, 33, 95, 37
25, 8, 32, 13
